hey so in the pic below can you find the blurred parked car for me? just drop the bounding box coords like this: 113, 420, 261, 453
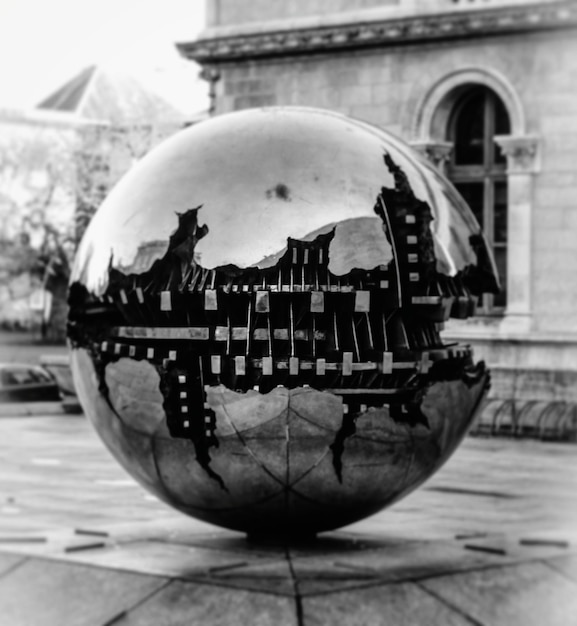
40, 355, 82, 413
0, 363, 61, 402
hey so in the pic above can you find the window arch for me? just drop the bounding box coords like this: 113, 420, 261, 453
446, 86, 511, 314
413, 67, 525, 140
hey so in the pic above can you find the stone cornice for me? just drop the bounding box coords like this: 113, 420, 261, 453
178, 2, 577, 64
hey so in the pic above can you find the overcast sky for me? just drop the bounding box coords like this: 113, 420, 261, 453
0, 0, 208, 113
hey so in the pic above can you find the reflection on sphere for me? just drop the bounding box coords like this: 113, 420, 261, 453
68, 108, 497, 536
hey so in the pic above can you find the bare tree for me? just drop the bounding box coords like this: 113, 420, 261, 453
0, 118, 181, 338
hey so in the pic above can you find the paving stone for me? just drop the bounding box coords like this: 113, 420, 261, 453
92, 517, 221, 545
116, 579, 298, 625
0, 553, 26, 578
209, 556, 292, 579
290, 539, 501, 590
189, 533, 288, 556
545, 553, 577, 583
286, 532, 405, 558
456, 534, 574, 563
191, 571, 297, 597
302, 581, 472, 626
202, 556, 381, 597
421, 561, 577, 626
63, 540, 263, 579
297, 578, 393, 597
0, 557, 167, 626
154, 534, 298, 565
2, 416, 577, 622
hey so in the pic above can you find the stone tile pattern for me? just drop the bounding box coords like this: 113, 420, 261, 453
1, 415, 577, 624
1, 538, 577, 625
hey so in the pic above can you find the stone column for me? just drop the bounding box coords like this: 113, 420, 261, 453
410, 140, 453, 174
494, 134, 540, 333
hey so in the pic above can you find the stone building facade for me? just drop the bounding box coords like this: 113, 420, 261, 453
179, 0, 577, 414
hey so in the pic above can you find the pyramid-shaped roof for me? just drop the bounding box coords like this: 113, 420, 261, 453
37, 66, 97, 113
37, 65, 189, 126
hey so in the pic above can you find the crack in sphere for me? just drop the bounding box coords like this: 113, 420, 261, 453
68, 107, 497, 536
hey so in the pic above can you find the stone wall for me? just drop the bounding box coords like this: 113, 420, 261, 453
207, 0, 399, 28
204, 0, 554, 29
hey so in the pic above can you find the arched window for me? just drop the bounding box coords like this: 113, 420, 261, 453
447, 87, 510, 313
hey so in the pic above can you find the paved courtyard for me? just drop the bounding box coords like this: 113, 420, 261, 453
0, 413, 576, 625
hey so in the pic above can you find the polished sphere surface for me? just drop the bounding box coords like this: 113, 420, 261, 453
68, 107, 496, 535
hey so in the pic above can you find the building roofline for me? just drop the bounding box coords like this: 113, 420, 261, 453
177, 0, 577, 64
0, 107, 110, 130
0, 106, 208, 131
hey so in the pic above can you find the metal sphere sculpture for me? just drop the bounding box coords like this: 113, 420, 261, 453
68, 108, 498, 536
